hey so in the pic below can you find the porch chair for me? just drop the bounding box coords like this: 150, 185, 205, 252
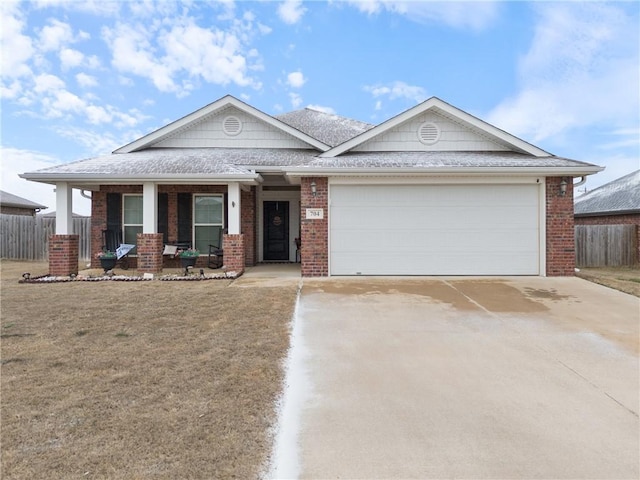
208, 227, 224, 269
102, 229, 130, 270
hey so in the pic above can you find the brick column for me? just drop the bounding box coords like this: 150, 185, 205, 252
546, 177, 575, 276
49, 234, 79, 276
300, 177, 328, 277
136, 233, 163, 273
241, 187, 256, 266
223, 234, 245, 274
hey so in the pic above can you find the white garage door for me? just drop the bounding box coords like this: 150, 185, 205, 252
330, 184, 540, 275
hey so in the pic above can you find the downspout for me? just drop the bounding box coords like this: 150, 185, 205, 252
80, 190, 92, 199
573, 176, 587, 188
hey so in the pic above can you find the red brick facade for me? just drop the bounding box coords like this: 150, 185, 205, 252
300, 177, 328, 276
49, 234, 79, 276
50, 176, 581, 277
89, 185, 256, 272
136, 233, 164, 273
223, 234, 245, 273
546, 177, 576, 276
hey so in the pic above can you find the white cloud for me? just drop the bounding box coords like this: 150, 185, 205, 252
0, 2, 34, 80
487, 3, 639, 144
102, 23, 178, 93
364, 81, 427, 104
278, 0, 306, 24
0, 146, 92, 215
287, 71, 306, 88
346, 0, 499, 31
76, 72, 98, 88
289, 92, 303, 109
60, 48, 84, 69
38, 19, 74, 51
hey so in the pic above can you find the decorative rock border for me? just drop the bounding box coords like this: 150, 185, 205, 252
18, 271, 241, 284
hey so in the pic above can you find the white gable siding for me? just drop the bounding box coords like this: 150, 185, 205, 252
353, 111, 510, 152
152, 107, 311, 149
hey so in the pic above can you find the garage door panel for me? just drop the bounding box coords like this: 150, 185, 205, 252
330, 184, 540, 275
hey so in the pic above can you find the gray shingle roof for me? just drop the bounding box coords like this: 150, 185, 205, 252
276, 108, 374, 147
0, 190, 47, 209
575, 170, 640, 215
305, 151, 597, 169
29, 148, 319, 176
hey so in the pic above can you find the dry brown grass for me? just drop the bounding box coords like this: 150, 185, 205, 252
576, 265, 640, 297
0, 260, 297, 479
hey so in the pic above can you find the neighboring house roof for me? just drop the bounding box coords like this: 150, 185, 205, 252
275, 108, 374, 147
0, 190, 47, 210
38, 211, 88, 218
574, 170, 640, 216
20, 94, 603, 185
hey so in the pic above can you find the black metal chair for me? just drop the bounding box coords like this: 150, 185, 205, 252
101, 229, 130, 270
208, 228, 224, 269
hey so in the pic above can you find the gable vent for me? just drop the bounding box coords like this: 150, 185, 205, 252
418, 122, 440, 145
223, 116, 242, 136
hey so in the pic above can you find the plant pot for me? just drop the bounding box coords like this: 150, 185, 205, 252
180, 256, 198, 269
100, 257, 117, 272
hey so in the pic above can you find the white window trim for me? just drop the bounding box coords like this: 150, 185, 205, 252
122, 194, 143, 253
193, 193, 225, 251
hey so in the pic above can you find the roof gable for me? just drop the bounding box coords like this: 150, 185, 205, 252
115, 95, 330, 153
320, 97, 551, 158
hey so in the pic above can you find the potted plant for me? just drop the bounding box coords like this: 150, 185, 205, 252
97, 250, 117, 272
177, 248, 199, 269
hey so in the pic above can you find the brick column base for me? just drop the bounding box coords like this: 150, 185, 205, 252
223, 234, 245, 274
49, 234, 79, 276
136, 233, 164, 273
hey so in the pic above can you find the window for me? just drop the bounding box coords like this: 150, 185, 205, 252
193, 195, 224, 253
123, 194, 143, 252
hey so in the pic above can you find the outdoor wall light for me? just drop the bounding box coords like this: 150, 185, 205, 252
559, 178, 568, 197
310, 181, 317, 197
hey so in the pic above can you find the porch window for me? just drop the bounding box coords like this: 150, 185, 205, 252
123, 194, 143, 249
193, 194, 224, 253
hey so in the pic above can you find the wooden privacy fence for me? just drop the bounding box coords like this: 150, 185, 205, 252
575, 224, 638, 267
0, 214, 91, 261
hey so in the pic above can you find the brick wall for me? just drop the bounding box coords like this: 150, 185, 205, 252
546, 177, 575, 276
223, 234, 245, 273
1, 206, 36, 216
300, 177, 328, 276
136, 233, 163, 273
91, 185, 258, 270
241, 187, 256, 266
49, 234, 79, 276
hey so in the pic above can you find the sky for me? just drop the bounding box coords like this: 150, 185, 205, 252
1, 0, 638, 216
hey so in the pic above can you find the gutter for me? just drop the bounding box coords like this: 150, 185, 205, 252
284, 166, 604, 177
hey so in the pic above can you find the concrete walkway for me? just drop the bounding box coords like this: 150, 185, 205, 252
271, 276, 639, 479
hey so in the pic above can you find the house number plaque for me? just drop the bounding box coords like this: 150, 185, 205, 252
305, 208, 324, 219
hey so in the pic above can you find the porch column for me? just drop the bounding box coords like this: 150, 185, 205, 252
49, 182, 79, 276
228, 182, 241, 234
224, 182, 244, 274
138, 182, 162, 273
55, 182, 73, 234
142, 182, 158, 233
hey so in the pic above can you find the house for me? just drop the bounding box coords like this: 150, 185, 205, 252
0, 190, 47, 216
575, 170, 640, 263
20, 95, 603, 277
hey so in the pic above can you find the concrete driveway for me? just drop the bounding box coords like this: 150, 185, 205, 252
269, 277, 639, 480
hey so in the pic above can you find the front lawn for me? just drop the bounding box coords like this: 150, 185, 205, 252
1, 260, 296, 479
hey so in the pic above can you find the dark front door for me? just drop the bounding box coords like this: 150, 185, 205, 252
263, 201, 289, 261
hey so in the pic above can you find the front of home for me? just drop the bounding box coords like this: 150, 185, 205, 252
21, 95, 602, 277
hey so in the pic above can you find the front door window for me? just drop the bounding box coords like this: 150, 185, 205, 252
263, 201, 289, 261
